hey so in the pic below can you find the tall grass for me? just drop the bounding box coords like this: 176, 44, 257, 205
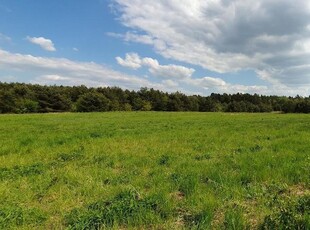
0, 112, 309, 229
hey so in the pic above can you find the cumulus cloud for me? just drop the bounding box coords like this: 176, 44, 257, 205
184, 77, 227, 92
199, 77, 227, 88
149, 63, 194, 79
114, 52, 310, 95
116, 52, 142, 69
116, 53, 195, 79
26, 36, 56, 51
112, 0, 310, 89
1, 48, 309, 96
0, 48, 166, 91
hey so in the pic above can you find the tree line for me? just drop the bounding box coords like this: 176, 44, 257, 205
0, 82, 310, 114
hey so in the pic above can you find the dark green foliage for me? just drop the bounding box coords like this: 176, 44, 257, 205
141, 100, 152, 111
89, 132, 101, 138
18, 99, 39, 113
65, 189, 166, 229
158, 155, 170, 165
123, 103, 132, 111
0, 89, 17, 113
57, 146, 85, 162
260, 196, 310, 229
250, 144, 263, 153
0, 163, 45, 180
76, 92, 110, 112
35, 87, 72, 112
296, 196, 310, 214
240, 174, 252, 186
1, 82, 310, 113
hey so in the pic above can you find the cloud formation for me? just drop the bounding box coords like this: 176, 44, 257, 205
113, 0, 310, 89
0, 49, 165, 90
116, 53, 195, 79
1, 48, 309, 96
116, 53, 142, 69
26, 36, 56, 51
115, 52, 310, 96
0, 48, 270, 95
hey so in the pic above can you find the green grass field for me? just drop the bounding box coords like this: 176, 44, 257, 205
0, 112, 309, 229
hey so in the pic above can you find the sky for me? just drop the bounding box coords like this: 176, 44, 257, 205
0, 0, 310, 96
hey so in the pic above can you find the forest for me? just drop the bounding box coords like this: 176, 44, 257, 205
0, 82, 310, 114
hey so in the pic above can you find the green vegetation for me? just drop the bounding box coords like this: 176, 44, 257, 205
0, 112, 309, 229
1, 82, 310, 114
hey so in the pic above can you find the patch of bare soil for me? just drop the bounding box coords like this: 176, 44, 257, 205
287, 184, 309, 196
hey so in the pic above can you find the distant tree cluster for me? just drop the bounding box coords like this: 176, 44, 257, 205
0, 82, 310, 114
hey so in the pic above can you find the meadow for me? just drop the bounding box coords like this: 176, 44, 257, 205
0, 112, 309, 229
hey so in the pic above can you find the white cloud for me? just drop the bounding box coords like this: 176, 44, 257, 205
148, 63, 194, 79
184, 77, 227, 92
41, 74, 70, 81
114, 52, 310, 95
116, 52, 142, 69
108, 32, 167, 51
162, 79, 178, 88
73, 47, 79, 52
116, 53, 195, 79
1, 48, 309, 96
26, 36, 56, 51
200, 77, 227, 88
141, 56, 195, 79
142, 57, 159, 67
114, 52, 309, 95
113, 0, 310, 89
184, 76, 310, 96
0, 48, 167, 91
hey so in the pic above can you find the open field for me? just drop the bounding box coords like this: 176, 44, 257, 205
0, 112, 309, 229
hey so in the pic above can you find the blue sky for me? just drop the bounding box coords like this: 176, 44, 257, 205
0, 0, 310, 96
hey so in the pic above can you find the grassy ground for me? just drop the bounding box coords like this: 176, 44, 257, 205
0, 112, 309, 229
